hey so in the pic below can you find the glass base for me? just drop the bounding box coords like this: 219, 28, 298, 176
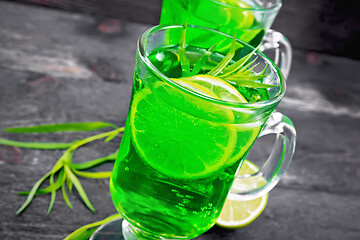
90, 218, 125, 240
89, 217, 218, 240
90, 218, 169, 240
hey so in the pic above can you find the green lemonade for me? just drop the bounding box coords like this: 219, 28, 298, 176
160, 0, 266, 47
110, 45, 274, 238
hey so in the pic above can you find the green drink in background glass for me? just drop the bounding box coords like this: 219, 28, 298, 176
160, 0, 292, 78
108, 25, 296, 239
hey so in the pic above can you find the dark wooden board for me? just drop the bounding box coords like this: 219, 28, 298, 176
0, 2, 360, 240
3, 0, 360, 60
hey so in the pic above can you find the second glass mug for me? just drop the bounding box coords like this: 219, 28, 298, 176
93, 25, 297, 240
160, 0, 292, 78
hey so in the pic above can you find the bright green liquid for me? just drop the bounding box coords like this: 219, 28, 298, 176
110, 46, 271, 238
160, 0, 266, 47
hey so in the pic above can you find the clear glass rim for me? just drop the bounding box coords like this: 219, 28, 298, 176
209, 0, 282, 12
138, 24, 286, 109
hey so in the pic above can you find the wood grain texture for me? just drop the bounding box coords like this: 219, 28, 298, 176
2, 0, 360, 60
0, 2, 360, 240
2, 0, 162, 26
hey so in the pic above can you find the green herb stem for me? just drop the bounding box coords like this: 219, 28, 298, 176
4, 122, 118, 133
64, 213, 122, 240
73, 169, 112, 179
68, 127, 124, 153
179, 22, 191, 77
70, 152, 117, 170
0, 138, 74, 149
227, 80, 277, 88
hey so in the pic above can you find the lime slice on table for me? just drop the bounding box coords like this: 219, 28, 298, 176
130, 75, 247, 179
216, 160, 268, 228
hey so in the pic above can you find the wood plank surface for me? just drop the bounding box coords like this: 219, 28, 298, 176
0, 1, 360, 240
3, 0, 360, 60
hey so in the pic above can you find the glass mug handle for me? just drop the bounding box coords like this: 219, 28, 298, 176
228, 112, 296, 201
259, 29, 293, 79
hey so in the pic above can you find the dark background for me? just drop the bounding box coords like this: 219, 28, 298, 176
4, 0, 360, 60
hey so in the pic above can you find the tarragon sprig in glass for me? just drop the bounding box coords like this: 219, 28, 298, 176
176, 23, 276, 90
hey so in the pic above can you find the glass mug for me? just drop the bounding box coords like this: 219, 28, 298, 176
160, 0, 292, 78
92, 25, 296, 239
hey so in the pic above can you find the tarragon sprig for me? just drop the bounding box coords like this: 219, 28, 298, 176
64, 213, 122, 240
177, 24, 276, 89
0, 122, 124, 215
179, 22, 191, 77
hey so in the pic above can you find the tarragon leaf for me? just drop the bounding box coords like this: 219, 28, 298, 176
179, 22, 190, 77
16, 171, 52, 214
225, 74, 269, 81
207, 32, 237, 76
191, 43, 217, 75
4, 122, 118, 133
236, 58, 259, 75
74, 170, 112, 179
62, 183, 73, 210
104, 127, 124, 142
227, 80, 276, 88
219, 45, 260, 77
64, 226, 98, 240
64, 213, 122, 240
237, 61, 260, 77
67, 177, 73, 193
0, 138, 74, 149
259, 64, 268, 75
70, 152, 117, 170
67, 128, 123, 152
65, 165, 96, 213
47, 173, 56, 215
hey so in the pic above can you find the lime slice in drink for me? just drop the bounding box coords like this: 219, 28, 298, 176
220, 0, 255, 29
130, 73, 250, 179
173, 74, 248, 103
216, 160, 268, 228
174, 75, 261, 168
130, 81, 238, 179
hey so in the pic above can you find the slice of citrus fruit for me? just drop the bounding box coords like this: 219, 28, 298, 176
129, 81, 238, 179
174, 76, 264, 169
220, 0, 255, 29
216, 160, 268, 228
173, 75, 248, 103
